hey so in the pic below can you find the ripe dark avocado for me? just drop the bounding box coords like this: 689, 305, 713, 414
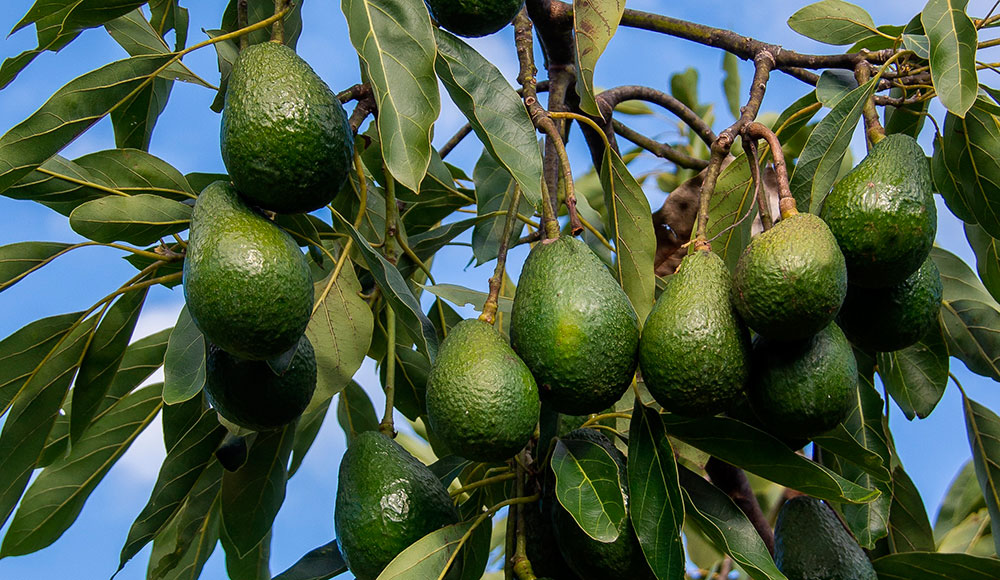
639, 250, 750, 416
820, 134, 937, 288
204, 335, 316, 431
748, 323, 858, 441
221, 42, 353, 213
335, 431, 460, 580
425, 319, 539, 462
732, 212, 848, 341
183, 181, 313, 360
838, 256, 943, 352
511, 236, 640, 415
425, 0, 524, 37
774, 496, 877, 580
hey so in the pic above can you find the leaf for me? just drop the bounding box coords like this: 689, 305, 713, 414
873, 551, 1000, 578
376, 518, 489, 580
883, 86, 929, 138
434, 30, 544, 208
0, 382, 162, 557
273, 539, 347, 580
773, 91, 821, 140
722, 53, 741, 119
941, 298, 1000, 381
934, 98, 1000, 235
922, 0, 978, 117
13, 0, 147, 35
573, 0, 625, 118
966, 223, 1000, 304
220, 0, 304, 49
0, 241, 75, 293
69, 194, 192, 246
470, 150, 529, 265
816, 70, 859, 107
877, 318, 949, 420
627, 403, 685, 579
935, 459, 986, 538
162, 306, 206, 405
221, 526, 271, 580
336, 381, 379, 442
551, 438, 628, 542
0, 312, 81, 413
812, 425, 892, 483
4, 155, 109, 216
886, 464, 936, 553
381, 346, 430, 421
963, 395, 1000, 556
599, 148, 656, 325
104, 8, 207, 85
420, 283, 514, 316
788, 0, 879, 45
0, 6, 80, 90
706, 154, 757, 271
74, 148, 196, 201
147, 463, 223, 580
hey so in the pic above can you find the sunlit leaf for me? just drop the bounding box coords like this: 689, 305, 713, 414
551, 438, 627, 542
873, 551, 1000, 578
574, 0, 625, 117
963, 395, 1000, 556
376, 517, 490, 580
788, 0, 879, 45
69, 194, 191, 246
0, 241, 75, 294
923, 0, 978, 117
162, 306, 206, 405
272, 539, 347, 580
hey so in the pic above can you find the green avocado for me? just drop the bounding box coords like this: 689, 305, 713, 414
820, 133, 937, 288
639, 250, 750, 416
748, 323, 858, 441
838, 256, 943, 352
425, 0, 524, 37
425, 319, 539, 462
774, 496, 877, 580
204, 335, 316, 431
183, 181, 313, 360
221, 42, 353, 213
511, 236, 640, 415
335, 431, 461, 580
732, 212, 848, 341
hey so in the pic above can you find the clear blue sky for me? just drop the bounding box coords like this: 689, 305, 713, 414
0, 1, 998, 578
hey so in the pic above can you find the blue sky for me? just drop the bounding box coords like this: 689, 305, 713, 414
0, 0, 998, 578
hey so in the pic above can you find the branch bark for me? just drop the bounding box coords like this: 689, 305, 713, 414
705, 457, 776, 556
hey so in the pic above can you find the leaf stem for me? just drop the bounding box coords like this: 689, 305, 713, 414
480, 186, 523, 326
437, 493, 541, 580
271, 0, 289, 43
237, 0, 249, 50
380, 306, 396, 437
581, 412, 632, 427
511, 451, 537, 580
449, 471, 516, 498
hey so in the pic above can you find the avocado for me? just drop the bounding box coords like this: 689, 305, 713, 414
838, 256, 943, 352
183, 181, 313, 360
525, 497, 580, 580
221, 42, 353, 213
511, 236, 640, 415
639, 250, 750, 416
425, 0, 524, 37
204, 335, 316, 431
774, 496, 877, 580
748, 323, 858, 441
335, 431, 461, 580
425, 319, 539, 462
732, 212, 848, 341
820, 133, 937, 288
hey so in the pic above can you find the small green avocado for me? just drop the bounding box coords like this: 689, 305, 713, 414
425, 0, 524, 37
774, 496, 877, 580
221, 42, 353, 213
732, 212, 848, 341
820, 133, 937, 288
511, 236, 640, 415
748, 323, 858, 441
183, 181, 313, 360
425, 319, 539, 462
335, 431, 461, 580
838, 256, 943, 352
204, 335, 316, 431
639, 250, 750, 416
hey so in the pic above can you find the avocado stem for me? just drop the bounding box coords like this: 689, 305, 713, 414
743, 122, 796, 221
511, 450, 538, 580
237, 0, 249, 51
379, 305, 397, 437
855, 62, 886, 149
271, 0, 290, 44
742, 138, 774, 232
480, 186, 523, 326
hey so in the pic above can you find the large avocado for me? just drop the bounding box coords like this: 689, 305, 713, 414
425, 0, 524, 37
183, 181, 313, 360
639, 250, 750, 416
221, 42, 353, 213
820, 134, 937, 288
425, 319, 539, 462
335, 431, 461, 580
774, 496, 877, 580
511, 236, 640, 415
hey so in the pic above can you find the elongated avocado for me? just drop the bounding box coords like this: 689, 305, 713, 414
774, 496, 877, 580
425, 0, 524, 37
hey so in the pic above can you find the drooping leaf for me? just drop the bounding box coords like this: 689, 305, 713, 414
551, 438, 628, 542
220, 0, 304, 49
788, 0, 879, 45
773, 91, 820, 141
706, 154, 757, 271
812, 424, 892, 483
74, 148, 196, 201
935, 459, 986, 539
877, 318, 950, 420
573, 0, 626, 117
873, 551, 1000, 579
886, 464, 936, 553
162, 306, 207, 405
922, 0, 978, 117
0, 312, 81, 413
966, 223, 1000, 304
0, 6, 81, 90
221, 526, 271, 580
147, 463, 223, 580
4, 155, 110, 216
470, 150, 529, 266
376, 517, 490, 580
0, 241, 75, 294
932, 247, 1000, 381
381, 345, 430, 422
962, 395, 1000, 556
272, 539, 347, 580
816, 69, 859, 107
884, 86, 929, 138
420, 283, 514, 316
722, 53, 741, 119
336, 381, 379, 443
69, 194, 192, 246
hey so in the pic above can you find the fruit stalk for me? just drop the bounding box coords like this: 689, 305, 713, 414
743, 121, 795, 220
855, 62, 887, 148
511, 452, 538, 580
237, 0, 249, 50
271, 0, 290, 44
480, 186, 523, 325
380, 170, 399, 436
742, 138, 774, 231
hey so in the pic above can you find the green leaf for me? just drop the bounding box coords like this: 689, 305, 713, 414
336, 381, 379, 442
923, 0, 978, 117
966, 223, 1000, 303
69, 194, 192, 246
873, 551, 1000, 578
471, 150, 530, 265
13, 0, 147, 35
886, 464, 936, 553
0, 241, 75, 294
813, 424, 892, 483
4, 155, 109, 216
573, 0, 625, 117
220, 0, 303, 49
381, 346, 430, 421
376, 518, 489, 580
877, 318, 949, 420
627, 404, 684, 579
706, 154, 757, 271
883, 86, 929, 138
0, 382, 162, 557
788, 0, 879, 45
0, 6, 80, 90
272, 539, 347, 580
816, 70, 859, 107
147, 463, 222, 580
551, 438, 628, 542
0, 312, 81, 413
773, 91, 820, 140
74, 148, 196, 201
104, 8, 207, 85
963, 395, 1000, 556
221, 526, 271, 580
935, 459, 986, 539
722, 53, 741, 118
420, 283, 514, 316
162, 306, 206, 405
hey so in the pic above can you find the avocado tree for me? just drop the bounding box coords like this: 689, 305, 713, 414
0, 0, 999, 578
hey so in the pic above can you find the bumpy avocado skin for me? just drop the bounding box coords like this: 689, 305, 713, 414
204, 335, 316, 431
774, 496, 878, 580
838, 256, 943, 352
640, 250, 750, 416
820, 133, 937, 288
425, 319, 540, 462
221, 42, 353, 213
183, 181, 313, 360
732, 212, 848, 341
335, 431, 461, 580
748, 323, 858, 440
425, 0, 524, 37
511, 236, 640, 415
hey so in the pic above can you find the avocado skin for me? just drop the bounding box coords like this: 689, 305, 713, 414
425, 319, 539, 462
732, 212, 847, 341
335, 431, 461, 580
774, 496, 877, 580
640, 250, 750, 416
511, 236, 640, 415
425, 0, 524, 37
820, 133, 937, 288
204, 335, 316, 431
838, 256, 943, 352
748, 323, 858, 441
183, 181, 313, 360
221, 42, 353, 213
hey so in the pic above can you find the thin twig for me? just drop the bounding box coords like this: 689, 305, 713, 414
480, 187, 523, 325
612, 120, 709, 170
439, 123, 473, 158
598, 85, 717, 146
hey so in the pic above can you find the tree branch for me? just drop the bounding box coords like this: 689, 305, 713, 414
705, 457, 775, 556
598, 85, 717, 147
612, 120, 709, 170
